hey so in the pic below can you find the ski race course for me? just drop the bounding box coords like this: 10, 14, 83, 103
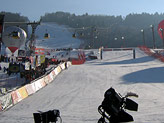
1, 48, 164, 123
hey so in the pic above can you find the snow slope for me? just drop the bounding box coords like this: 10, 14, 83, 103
31, 22, 82, 49
1, 48, 164, 123
2, 22, 82, 56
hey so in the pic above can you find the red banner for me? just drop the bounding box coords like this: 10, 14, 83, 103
158, 20, 164, 40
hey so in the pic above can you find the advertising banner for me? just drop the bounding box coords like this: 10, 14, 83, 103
39, 78, 46, 87
11, 90, 22, 104
44, 75, 50, 84
60, 63, 66, 70
34, 79, 43, 92
18, 86, 28, 99
25, 84, 36, 96
0, 93, 13, 110
57, 66, 62, 73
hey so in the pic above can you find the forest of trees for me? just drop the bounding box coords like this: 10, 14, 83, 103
2, 11, 164, 49
0, 11, 29, 22
41, 12, 164, 49
0, 11, 29, 36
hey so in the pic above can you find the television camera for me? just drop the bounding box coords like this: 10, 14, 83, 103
33, 109, 62, 123
98, 87, 138, 123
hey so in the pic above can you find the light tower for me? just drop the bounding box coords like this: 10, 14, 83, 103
0, 14, 5, 54
150, 25, 156, 49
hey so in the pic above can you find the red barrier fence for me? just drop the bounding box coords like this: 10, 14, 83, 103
72, 50, 85, 65
139, 46, 164, 62
138, 46, 154, 56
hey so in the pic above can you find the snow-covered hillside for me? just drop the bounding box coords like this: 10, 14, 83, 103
1, 48, 164, 123
2, 22, 82, 56
29, 22, 82, 49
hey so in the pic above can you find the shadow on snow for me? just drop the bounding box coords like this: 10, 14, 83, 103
89, 56, 155, 66
122, 67, 164, 83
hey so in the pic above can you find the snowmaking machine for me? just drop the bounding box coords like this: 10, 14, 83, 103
98, 87, 138, 123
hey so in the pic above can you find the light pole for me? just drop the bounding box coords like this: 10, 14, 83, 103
121, 36, 125, 48
160, 28, 164, 49
141, 29, 146, 46
150, 25, 156, 49
91, 27, 97, 48
0, 14, 5, 54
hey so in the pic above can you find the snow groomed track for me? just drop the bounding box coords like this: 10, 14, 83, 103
1, 48, 164, 123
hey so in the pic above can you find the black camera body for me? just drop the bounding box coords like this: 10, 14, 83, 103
33, 109, 61, 123
98, 87, 138, 123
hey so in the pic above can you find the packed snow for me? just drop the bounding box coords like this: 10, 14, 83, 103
1, 23, 164, 123
0, 48, 164, 123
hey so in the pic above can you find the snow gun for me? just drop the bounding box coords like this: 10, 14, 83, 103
98, 87, 138, 123
33, 109, 62, 123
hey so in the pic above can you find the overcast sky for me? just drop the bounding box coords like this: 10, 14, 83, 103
0, 0, 163, 21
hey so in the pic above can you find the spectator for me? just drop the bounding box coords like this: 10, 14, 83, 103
3, 67, 6, 73
65, 62, 67, 69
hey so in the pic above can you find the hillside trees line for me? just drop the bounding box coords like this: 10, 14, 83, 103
0, 11, 29, 22
1, 11, 164, 48
0, 11, 29, 37
41, 12, 164, 48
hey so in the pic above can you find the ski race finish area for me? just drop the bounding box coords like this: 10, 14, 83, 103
1, 48, 164, 122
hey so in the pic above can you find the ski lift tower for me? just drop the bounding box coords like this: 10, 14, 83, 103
27, 21, 40, 56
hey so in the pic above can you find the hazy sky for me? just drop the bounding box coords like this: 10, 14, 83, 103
0, 0, 164, 21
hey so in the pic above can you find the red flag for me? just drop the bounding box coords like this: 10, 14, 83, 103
158, 20, 164, 40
